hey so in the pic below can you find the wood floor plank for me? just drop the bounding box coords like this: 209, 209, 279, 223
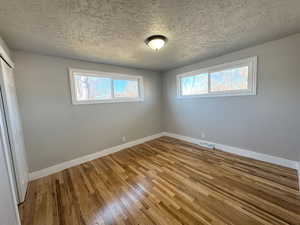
19, 137, 300, 225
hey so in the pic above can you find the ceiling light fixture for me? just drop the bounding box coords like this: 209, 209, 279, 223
145, 35, 167, 51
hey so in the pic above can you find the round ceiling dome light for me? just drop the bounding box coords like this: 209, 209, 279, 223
145, 35, 167, 51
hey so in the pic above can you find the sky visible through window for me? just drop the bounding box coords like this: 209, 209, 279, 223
114, 80, 139, 98
181, 73, 208, 95
75, 75, 139, 100
181, 66, 249, 96
211, 66, 248, 92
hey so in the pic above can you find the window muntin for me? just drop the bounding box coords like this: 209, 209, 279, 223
69, 69, 144, 104
177, 57, 257, 98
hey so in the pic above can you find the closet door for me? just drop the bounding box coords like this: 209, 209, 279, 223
0, 99, 21, 225
0, 59, 29, 202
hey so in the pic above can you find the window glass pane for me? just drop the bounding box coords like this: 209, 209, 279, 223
181, 73, 208, 95
74, 75, 112, 101
210, 66, 248, 92
113, 79, 139, 98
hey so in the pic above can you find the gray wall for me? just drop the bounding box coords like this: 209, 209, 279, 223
13, 51, 162, 172
162, 34, 300, 161
13, 33, 300, 172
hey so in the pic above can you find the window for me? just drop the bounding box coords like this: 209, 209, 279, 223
177, 57, 257, 98
69, 68, 144, 104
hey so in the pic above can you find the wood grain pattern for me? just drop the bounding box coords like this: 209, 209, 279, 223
19, 137, 300, 225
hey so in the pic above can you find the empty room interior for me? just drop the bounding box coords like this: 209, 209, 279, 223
1, 1, 300, 225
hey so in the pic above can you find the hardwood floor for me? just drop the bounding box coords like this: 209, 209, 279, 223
19, 137, 300, 225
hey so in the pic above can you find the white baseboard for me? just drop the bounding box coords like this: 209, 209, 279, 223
298, 162, 300, 190
29, 133, 164, 181
162, 132, 299, 170
29, 131, 300, 191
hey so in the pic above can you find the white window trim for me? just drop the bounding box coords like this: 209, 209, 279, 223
69, 68, 144, 105
177, 56, 257, 98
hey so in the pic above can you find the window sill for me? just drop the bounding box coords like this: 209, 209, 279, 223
177, 91, 256, 99
72, 98, 144, 105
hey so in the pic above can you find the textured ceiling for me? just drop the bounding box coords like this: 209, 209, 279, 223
0, 0, 300, 71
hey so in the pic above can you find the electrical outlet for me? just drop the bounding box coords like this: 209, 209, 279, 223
122, 136, 126, 142
201, 132, 205, 139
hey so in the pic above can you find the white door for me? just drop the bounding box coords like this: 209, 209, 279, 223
0, 94, 21, 225
0, 59, 29, 202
